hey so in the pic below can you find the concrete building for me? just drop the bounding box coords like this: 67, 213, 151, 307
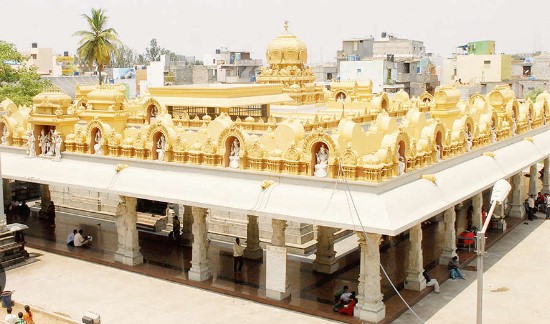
203, 48, 262, 83
442, 54, 512, 85
337, 33, 437, 96
26, 43, 54, 75
372, 32, 425, 59
311, 62, 337, 82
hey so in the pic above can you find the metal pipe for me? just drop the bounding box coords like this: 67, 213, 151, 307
476, 199, 497, 324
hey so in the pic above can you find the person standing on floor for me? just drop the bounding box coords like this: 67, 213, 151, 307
23, 305, 34, 324
527, 195, 535, 220
4, 307, 17, 324
233, 237, 244, 275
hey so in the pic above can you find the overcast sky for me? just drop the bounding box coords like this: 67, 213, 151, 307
1, 0, 549, 63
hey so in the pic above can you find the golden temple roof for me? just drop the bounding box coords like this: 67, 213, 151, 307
266, 21, 308, 66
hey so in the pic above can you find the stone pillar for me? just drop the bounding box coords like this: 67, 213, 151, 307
509, 173, 525, 218
2, 179, 11, 208
179, 205, 193, 246
439, 206, 457, 265
0, 156, 6, 231
244, 215, 262, 260
271, 218, 287, 247
472, 193, 483, 229
188, 206, 211, 281
39, 184, 51, 214
114, 196, 143, 266
266, 218, 290, 300
542, 157, 550, 194
313, 225, 338, 274
405, 224, 426, 291
529, 164, 538, 196
354, 232, 385, 323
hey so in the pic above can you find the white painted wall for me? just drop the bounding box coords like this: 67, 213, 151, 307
339, 60, 384, 93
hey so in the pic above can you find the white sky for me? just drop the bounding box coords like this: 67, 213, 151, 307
1, 0, 549, 63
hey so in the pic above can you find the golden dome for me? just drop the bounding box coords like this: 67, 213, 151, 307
33, 88, 72, 108
266, 21, 308, 66
87, 86, 125, 104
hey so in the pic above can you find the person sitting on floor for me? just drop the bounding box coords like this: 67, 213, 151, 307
423, 270, 440, 293
334, 285, 349, 303
73, 229, 92, 247
66, 229, 77, 246
333, 298, 345, 312
338, 292, 357, 316
448, 256, 465, 280
340, 290, 353, 304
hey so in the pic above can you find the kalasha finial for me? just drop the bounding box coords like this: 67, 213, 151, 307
284, 21, 288, 32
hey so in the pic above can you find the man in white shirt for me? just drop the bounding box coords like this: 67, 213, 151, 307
74, 230, 91, 247
527, 195, 535, 220
66, 229, 77, 246
233, 237, 244, 274
4, 307, 17, 324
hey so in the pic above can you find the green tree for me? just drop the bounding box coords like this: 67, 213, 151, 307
525, 88, 544, 102
111, 44, 138, 68
145, 38, 162, 62
0, 40, 50, 106
73, 8, 121, 84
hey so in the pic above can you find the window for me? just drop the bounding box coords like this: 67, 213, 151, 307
404, 63, 410, 74
357, 69, 362, 73
31, 54, 37, 59
484, 60, 491, 65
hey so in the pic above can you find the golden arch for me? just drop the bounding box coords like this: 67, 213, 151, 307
218, 126, 248, 167
303, 129, 339, 176
143, 97, 166, 121
147, 123, 175, 151
85, 119, 111, 155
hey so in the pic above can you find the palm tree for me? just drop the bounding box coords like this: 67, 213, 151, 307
73, 8, 121, 84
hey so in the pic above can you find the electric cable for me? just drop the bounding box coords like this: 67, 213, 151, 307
337, 158, 425, 323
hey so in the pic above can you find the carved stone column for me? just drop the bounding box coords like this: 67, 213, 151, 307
472, 193, 483, 229
529, 164, 538, 196
188, 206, 211, 281
2, 179, 11, 208
542, 157, 550, 194
244, 215, 262, 260
0, 157, 6, 230
114, 196, 143, 266
405, 224, 426, 291
313, 225, 338, 274
271, 218, 287, 247
179, 205, 193, 246
354, 232, 385, 323
39, 184, 51, 215
439, 206, 457, 265
266, 218, 290, 300
509, 173, 525, 218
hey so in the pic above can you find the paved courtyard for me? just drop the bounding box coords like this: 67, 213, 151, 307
396, 218, 550, 323
5, 248, 336, 324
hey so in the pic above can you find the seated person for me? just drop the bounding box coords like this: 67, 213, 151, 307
338, 292, 357, 316
423, 270, 440, 293
66, 229, 77, 246
333, 285, 349, 303
448, 256, 465, 280
340, 291, 353, 304
73, 229, 92, 247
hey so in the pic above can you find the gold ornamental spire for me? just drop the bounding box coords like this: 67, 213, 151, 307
284, 20, 288, 32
